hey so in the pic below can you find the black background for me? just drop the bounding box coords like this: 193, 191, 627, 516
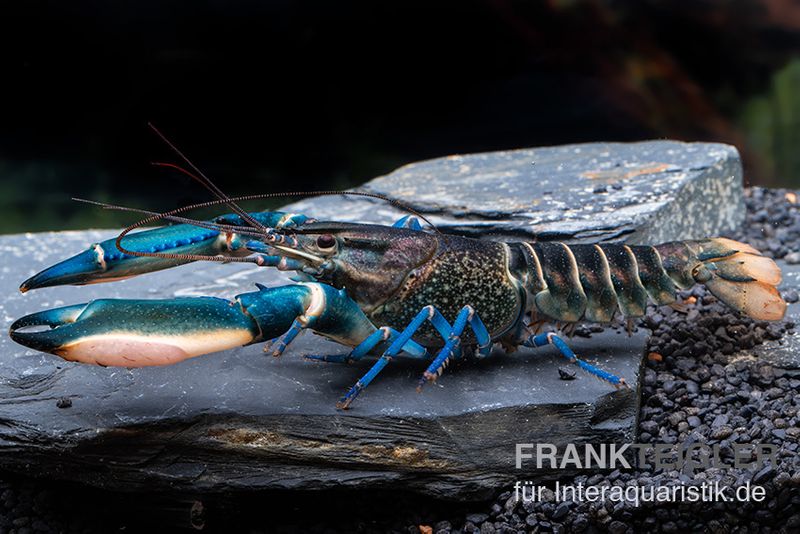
2, 1, 799, 231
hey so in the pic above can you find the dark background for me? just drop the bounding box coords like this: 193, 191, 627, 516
2, 0, 800, 232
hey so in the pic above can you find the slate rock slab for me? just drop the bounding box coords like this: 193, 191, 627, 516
0, 231, 643, 498
286, 140, 744, 244
0, 141, 744, 498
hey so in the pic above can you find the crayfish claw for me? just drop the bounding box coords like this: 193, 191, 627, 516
9, 297, 261, 367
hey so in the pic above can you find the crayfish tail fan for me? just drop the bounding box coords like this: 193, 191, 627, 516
655, 238, 786, 322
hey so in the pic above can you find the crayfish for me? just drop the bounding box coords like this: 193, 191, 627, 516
9, 134, 787, 409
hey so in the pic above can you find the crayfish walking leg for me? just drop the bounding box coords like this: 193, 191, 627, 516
336, 304, 494, 409
523, 333, 626, 388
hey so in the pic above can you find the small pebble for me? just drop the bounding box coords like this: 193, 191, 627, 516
557, 368, 576, 381
784, 252, 800, 264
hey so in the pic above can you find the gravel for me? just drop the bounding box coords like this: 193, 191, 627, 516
1, 187, 798, 532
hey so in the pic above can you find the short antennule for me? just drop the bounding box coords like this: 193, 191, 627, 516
656, 238, 786, 322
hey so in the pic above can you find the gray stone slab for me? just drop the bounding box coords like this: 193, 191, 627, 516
285, 141, 744, 244
0, 230, 643, 498
752, 261, 800, 372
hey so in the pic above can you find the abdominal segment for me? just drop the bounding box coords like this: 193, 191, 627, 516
512, 242, 678, 324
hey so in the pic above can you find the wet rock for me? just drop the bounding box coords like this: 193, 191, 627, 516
752, 465, 775, 485
551, 502, 571, 521
711, 425, 733, 440
287, 141, 744, 244
466, 513, 488, 525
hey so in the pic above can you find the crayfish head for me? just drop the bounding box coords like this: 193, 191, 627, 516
274, 222, 439, 312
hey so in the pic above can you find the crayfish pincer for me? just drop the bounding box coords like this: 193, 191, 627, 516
10, 204, 786, 409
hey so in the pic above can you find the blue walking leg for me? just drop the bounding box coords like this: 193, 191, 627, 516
268, 318, 305, 356
338, 305, 495, 407
244, 282, 384, 359
418, 305, 493, 390
337, 305, 454, 409
367, 306, 453, 362
392, 215, 423, 231
348, 327, 428, 360
305, 327, 388, 363
336, 355, 393, 409
470, 311, 493, 359
524, 333, 627, 388
305, 327, 428, 363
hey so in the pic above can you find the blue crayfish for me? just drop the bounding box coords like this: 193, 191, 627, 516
9, 137, 787, 409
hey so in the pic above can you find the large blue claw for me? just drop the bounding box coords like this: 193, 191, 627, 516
10, 283, 381, 367
9, 297, 262, 366
20, 227, 223, 292
19, 211, 298, 292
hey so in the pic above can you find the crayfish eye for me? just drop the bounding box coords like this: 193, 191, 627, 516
316, 234, 336, 249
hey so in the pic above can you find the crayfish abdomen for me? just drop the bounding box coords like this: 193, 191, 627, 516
513, 237, 784, 329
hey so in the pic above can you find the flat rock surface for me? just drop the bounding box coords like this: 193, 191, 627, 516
287, 140, 744, 243
0, 231, 642, 497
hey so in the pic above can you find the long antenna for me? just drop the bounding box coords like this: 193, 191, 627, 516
110, 190, 439, 263
73, 198, 269, 240
147, 122, 268, 232
147, 122, 439, 232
